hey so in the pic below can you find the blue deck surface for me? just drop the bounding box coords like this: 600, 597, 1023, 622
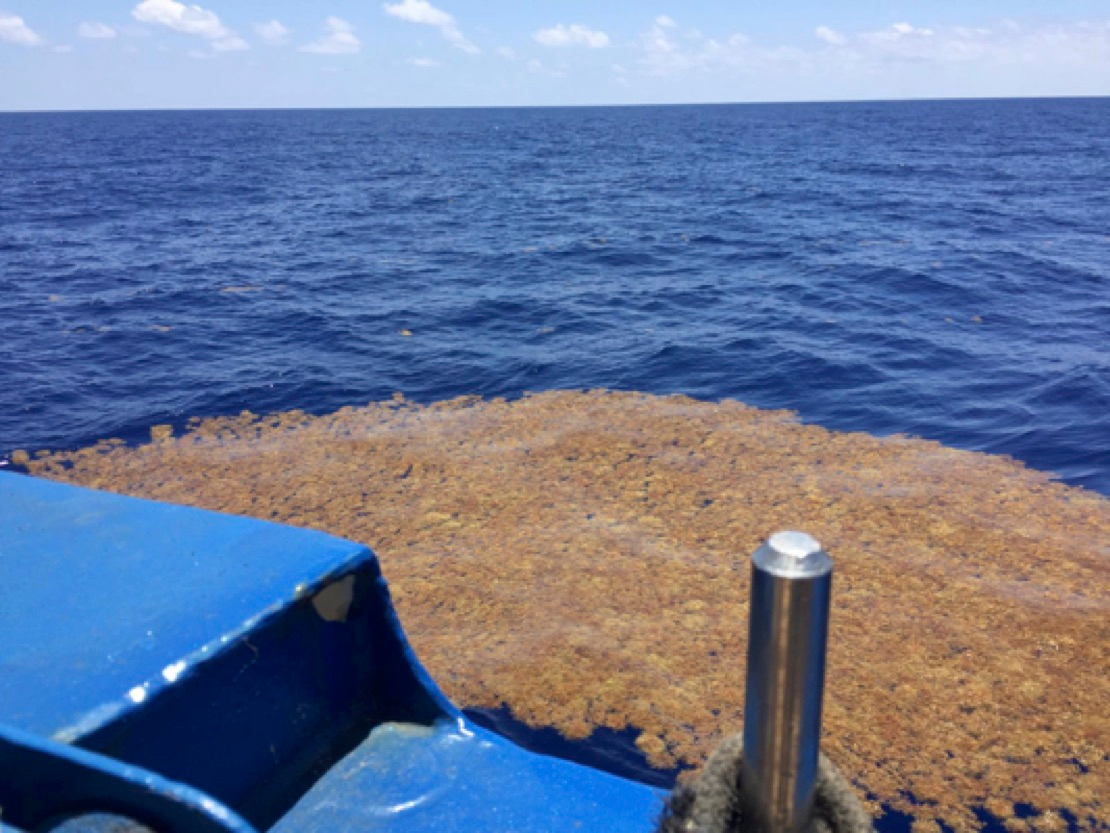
0, 472, 665, 832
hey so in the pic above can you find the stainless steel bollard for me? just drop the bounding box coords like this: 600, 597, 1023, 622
740, 531, 833, 833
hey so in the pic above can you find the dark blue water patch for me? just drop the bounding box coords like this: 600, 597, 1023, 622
869, 794, 1084, 833
463, 705, 687, 790
873, 803, 918, 833
1, 100, 1108, 496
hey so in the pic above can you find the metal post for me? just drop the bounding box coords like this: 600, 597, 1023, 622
740, 531, 833, 833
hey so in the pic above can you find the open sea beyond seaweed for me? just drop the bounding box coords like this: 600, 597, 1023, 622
1, 97, 1109, 492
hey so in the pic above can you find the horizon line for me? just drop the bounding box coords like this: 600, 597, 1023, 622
2, 93, 1107, 116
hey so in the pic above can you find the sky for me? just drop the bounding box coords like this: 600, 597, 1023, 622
1, 0, 1108, 110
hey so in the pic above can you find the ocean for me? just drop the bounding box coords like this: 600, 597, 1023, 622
2, 98, 1108, 494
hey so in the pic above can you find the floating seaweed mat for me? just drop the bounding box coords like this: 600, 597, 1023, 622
21, 391, 1109, 833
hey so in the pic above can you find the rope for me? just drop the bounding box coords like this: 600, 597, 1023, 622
656, 735, 873, 833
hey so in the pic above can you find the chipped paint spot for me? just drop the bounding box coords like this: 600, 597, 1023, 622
128, 685, 147, 704
311, 574, 355, 623
162, 660, 187, 683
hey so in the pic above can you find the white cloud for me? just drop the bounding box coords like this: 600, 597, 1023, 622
300, 17, 360, 55
132, 0, 248, 51
896, 22, 928, 36
632, 16, 1110, 93
656, 15, 677, 29
640, 16, 680, 62
409, 57, 439, 67
385, 0, 451, 28
134, 0, 226, 38
497, 45, 515, 60
52, 44, 73, 53
384, 0, 479, 55
255, 20, 290, 46
0, 13, 42, 46
862, 22, 935, 46
854, 19, 1110, 71
815, 26, 845, 46
533, 24, 610, 48
78, 21, 117, 40
211, 35, 247, 52
523, 57, 568, 78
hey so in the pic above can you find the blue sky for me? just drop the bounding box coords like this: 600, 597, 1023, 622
1, 0, 1108, 110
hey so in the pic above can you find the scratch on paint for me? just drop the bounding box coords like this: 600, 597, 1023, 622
233, 636, 260, 682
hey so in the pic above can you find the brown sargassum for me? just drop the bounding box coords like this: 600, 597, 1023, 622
21, 391, 1109, 832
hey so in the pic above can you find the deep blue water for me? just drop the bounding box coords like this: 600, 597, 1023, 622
2, 99, 1109, 494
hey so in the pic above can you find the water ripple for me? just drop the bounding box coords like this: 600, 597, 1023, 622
1, 99, 1108, 493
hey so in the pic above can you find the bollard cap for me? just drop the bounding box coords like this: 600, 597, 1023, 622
753, 531, 832, 579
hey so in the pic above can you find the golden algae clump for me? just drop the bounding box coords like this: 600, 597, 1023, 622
26, 391, 1110, 833
150, 425, 174, 443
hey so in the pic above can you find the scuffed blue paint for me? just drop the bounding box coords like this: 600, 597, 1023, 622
275, 719, 666, 833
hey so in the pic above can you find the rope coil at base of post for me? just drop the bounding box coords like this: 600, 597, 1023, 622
654, 737, 873, 833
656, 531, 874, 833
